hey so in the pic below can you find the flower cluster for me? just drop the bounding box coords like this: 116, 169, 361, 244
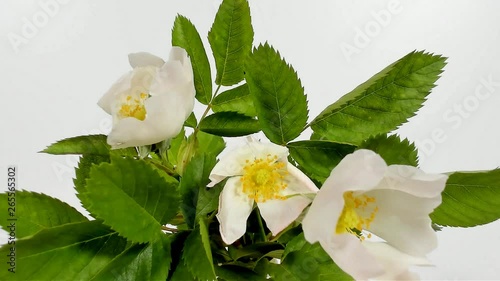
97, 47, 448, 280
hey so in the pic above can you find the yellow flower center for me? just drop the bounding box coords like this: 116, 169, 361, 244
118, 93, 148, 121
240, 154, 288, 202
336, 191, 379, 240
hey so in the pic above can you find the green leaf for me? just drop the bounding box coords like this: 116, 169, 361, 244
0, 220, 127, 281
431, 169, 500, 227
287, 140, 355, 183
167, 231, 192, 280
208, 0, 254, 86
216, 265, 264, 281
84, 156, 180, 243
246, 43, 309, 145
0, 191, 87, 239
182, 219, 216, 280
196, 182, 223, 226
212, 84, 256, 117
168, 128, 187, 166
260, 233, 353, 281
170, 259, 196, 281
179, 153, 220, 228
173, 15, 213, 104
199, 111, 261, 137
359, 134, 418, 166
184, 112, 198, 128
74, 154, 110, 209
228, 242, 284, 261
91, 235, 171, 281
281, 232, 307, 260
41, 134, 136, 156
310, 51, 446, 145
176, 133, 198, 177
196, 131, 226, 157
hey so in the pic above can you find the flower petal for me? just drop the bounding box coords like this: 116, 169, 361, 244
208, 144, 254, 187
258, 195, 312, 236
389, 270, 420, 281
362, 241, 431, 280
150, 48, 194, 99
282, 163, 318, 195
322, 234, 385, 280
128, 52, 165, 68
301, 180, 343, 244
247, 141, 289, 161
169, 46, 194, 81
328, 149, 387, 193
363, 189, 441, 256
129, 66, 158, 96
380, 165, 448, 198
107, 117, 159, 149
144, 95, 187, 137
216, 177, 254, 244
97, 71, 134, 114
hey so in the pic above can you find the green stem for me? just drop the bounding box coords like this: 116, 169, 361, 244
150, 161, 176, 177
194, 84, 222, 132
256, 208, 268, 242
208, 210, 217, 222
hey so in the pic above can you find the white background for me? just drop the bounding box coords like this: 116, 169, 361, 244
1, 0, 500, 280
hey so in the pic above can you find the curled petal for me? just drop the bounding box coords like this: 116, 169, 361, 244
128, 66, 157, 95
169, 46, 194, 82
363, 242, 430, 280
324, 235, 385, 280
98, 71, 134, 115
381, 165, 448, 198
150, 48, 194, 98
216, 177, 254, 244
107, 118, 157, 149
128, 52, 165, 68
364, 189, 441, 256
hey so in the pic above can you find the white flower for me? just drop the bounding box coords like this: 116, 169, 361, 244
98, 47, 195, 149
208, 140, 319, 245
302, 149, 448, 280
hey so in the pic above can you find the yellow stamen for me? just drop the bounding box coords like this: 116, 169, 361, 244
240, 154, 288, 202
335, 191, 378, 240
118, 93, 148, 121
